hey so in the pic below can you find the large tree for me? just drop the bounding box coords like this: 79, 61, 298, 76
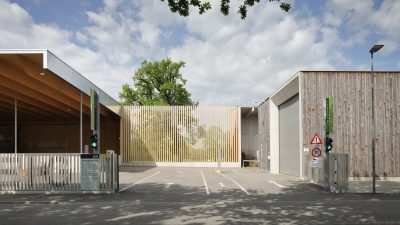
119, 58, 196, 106
161, 0, 291, 19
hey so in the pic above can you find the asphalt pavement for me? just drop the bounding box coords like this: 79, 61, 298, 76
1, 167, 400, 225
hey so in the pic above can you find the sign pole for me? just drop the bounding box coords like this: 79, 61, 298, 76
90, 89, 99, 154
80, 91, 83, 154
325, 96, 333, 191
97, 93, 100, 153
217, 146, 222, 173
14, 97, 17, 154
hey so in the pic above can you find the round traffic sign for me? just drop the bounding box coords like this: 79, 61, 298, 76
312, 148, 322, 157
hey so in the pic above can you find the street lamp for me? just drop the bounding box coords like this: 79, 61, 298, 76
369, 44, 384, 194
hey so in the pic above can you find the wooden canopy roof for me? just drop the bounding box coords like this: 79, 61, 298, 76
0, 51, 119, 123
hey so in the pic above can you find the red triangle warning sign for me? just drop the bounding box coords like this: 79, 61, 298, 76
310, 133, 323, 144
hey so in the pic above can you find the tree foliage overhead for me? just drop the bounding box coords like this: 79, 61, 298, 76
161, 0, 291, 19
119, 58, 196, 106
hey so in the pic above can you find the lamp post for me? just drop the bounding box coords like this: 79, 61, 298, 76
369, 44, 383, 194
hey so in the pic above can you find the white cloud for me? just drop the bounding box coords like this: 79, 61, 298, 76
0, 0, 134, 102
138, 22, 161, 47
325, 0, 400, 49
0, 0, 337, 106
75, 31, 89, 43
1, 0, 398, 106
168, 1, 336, 105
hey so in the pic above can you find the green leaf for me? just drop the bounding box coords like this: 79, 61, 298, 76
119, 58, 196, 106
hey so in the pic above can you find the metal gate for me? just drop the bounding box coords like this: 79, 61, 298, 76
0, 153, 118, 193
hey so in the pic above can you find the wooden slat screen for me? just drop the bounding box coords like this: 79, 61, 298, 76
120, 106, 240, 163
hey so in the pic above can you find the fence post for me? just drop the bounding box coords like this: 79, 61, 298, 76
334, 154, 338, 192
217, 147, 222, 173
324, 154, 330, 191
114, 154, 119, 192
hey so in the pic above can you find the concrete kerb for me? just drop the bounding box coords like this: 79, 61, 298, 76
0, 191, 116, 195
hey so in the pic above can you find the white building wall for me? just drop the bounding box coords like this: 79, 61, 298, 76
269, 100, 280, 174
269, 73, 301, 176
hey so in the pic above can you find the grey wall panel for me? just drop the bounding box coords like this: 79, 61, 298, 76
241, 113, 258, 160
279, 94, 300, 176
258, 99, 270, 171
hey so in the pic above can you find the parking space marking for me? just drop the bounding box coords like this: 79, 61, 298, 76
200, 171, 210, 195
218, 172, 250, 195
106, 212, 158, 221
164, 182, 173, 189
219, 182, 225, 187
268, 180, 288, 188
119, 171, 161, 193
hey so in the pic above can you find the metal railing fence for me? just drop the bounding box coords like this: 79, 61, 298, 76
0, 153, 118, 192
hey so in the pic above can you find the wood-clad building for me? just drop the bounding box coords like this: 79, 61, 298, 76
0, 50, 242, 167
259, 71, 400, 179
0, 50, 120, 154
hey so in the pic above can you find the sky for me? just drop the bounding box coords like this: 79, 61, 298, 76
0, 0, 399, 106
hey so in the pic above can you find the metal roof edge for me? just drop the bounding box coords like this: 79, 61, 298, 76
45, 50, 119, 106
0, 49, 119, 107
300, 70, 400, 73
269, 71, 300, 100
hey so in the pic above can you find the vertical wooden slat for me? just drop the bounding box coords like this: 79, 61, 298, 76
118, 106, 241, 164
173, 106, 177, 162
133, 106, 139, 162
138, 105, 141, 163
131, 106, 135, 163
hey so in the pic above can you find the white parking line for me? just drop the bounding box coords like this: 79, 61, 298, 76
200, 171, 210, 195
219, 182, 225, 187
119, 171, 160, 193
218, 172, 250, 195
106, 212, 158, 221
268, 180, 288, 188
165, 182, 173, 189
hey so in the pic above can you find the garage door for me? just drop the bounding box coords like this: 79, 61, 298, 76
279, 94, 299, 176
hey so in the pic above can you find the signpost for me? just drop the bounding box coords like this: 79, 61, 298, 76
90, 89, 99, 131
80, 89, 101, 191
312, 148, 322, 158
324, 96, 333, 190
312, 157, 323, 168
90, 89, 100, 154
310, 133, 323, 145
326, 96, 333, 134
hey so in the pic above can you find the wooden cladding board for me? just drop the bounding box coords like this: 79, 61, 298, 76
0, 119, 119, 154
301, 71, 400, 177
120, 106, 240, 163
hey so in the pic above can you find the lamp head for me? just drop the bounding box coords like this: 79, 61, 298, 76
369, 45, 384, 54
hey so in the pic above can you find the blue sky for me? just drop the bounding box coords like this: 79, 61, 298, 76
1, 0, 399, 105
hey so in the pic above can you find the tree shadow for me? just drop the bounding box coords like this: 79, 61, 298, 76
1, 177, 399, 224
119, 166, 157, 174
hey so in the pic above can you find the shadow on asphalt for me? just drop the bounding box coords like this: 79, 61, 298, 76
2, 179, 399, 224
119, 166, 157, 173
